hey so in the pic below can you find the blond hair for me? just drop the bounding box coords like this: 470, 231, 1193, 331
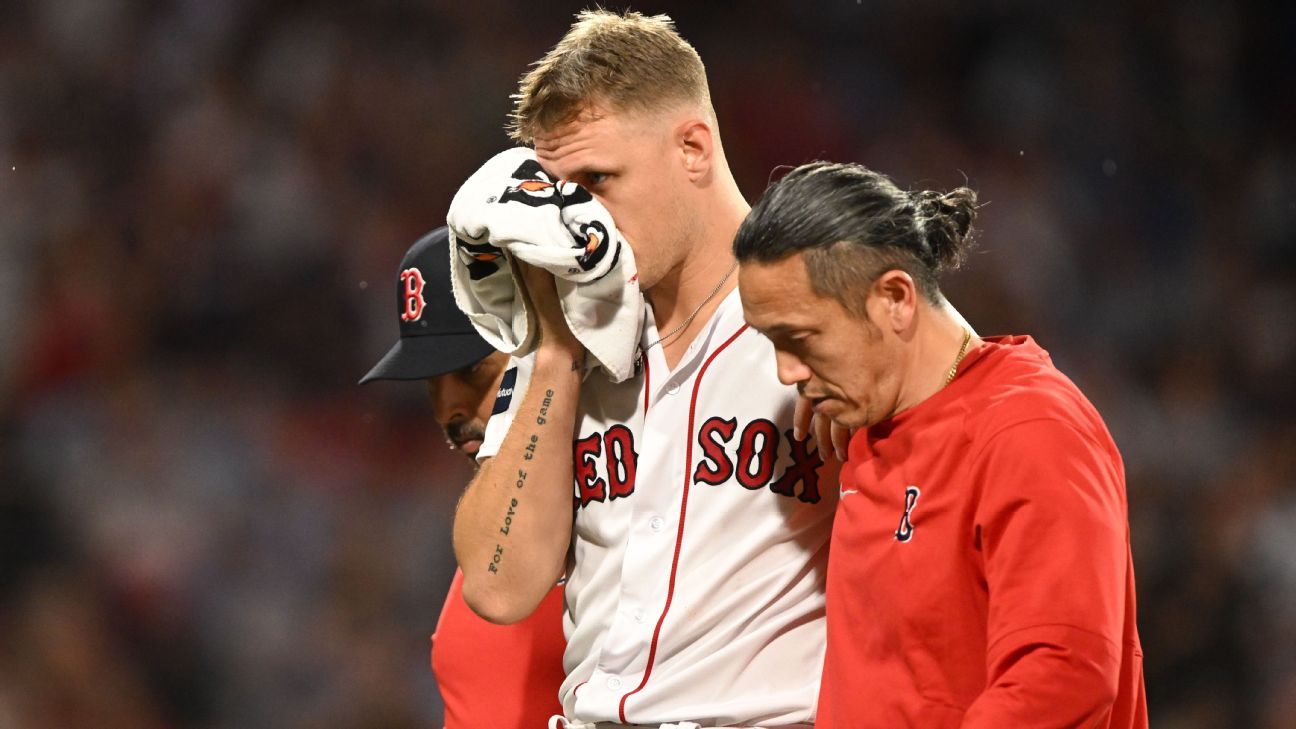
508, 9, 713, 142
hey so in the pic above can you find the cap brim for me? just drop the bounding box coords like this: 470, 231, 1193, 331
358, 332, 498, 384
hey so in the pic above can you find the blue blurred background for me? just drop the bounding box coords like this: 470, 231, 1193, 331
1, 1, 1293, 727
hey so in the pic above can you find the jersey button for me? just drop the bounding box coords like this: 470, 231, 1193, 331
607, 676, 623, 691
632, 608, 646, 623
667, 381, 681, 395
648, 515, 665, 532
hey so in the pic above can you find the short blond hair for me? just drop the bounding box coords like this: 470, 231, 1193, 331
508, 9, 713, 143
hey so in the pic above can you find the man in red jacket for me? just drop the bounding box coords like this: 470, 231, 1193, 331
361, 227, 565, 728
734, 161, 1148, 728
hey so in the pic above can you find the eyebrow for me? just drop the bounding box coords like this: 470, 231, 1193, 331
767, 322, 819, 337
567, 162, 618, 178
534, 156, 608, 183
752, 322, 793, 337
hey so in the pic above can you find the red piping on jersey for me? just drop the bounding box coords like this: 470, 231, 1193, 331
643, 357, 651, 412
617, 324, 750, 723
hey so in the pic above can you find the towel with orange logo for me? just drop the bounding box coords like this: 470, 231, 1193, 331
447, 147, 643, 382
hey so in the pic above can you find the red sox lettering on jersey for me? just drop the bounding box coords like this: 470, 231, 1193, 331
479, 290, 837, 727
572, 419, 823, 509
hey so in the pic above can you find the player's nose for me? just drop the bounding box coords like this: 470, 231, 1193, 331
774, 350, 812, 387
428, 377, 472, 427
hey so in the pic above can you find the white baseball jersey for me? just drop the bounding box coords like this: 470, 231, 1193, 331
480, 289, 837, 727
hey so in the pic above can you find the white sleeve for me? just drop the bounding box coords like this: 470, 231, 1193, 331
476, 352, 535, 462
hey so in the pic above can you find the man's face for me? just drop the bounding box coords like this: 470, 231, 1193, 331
534, 105, 694, 290
425, 350, 510, 459
739, 253, 905, 430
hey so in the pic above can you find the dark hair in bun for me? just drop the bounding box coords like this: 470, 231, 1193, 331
734, 161, 978, 310
910, 186, 978, 272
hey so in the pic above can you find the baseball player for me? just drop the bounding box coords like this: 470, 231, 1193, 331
360, 227, 566, 729
451, 11, 837, 729
735, 161, 1148, 728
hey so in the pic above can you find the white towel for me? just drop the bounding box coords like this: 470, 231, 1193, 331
447, 147, 644, 383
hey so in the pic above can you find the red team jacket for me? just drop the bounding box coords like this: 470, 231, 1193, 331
819, 336, 1148, 728
431, 569, 566, 728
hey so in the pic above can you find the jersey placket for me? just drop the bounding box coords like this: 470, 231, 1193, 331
579, 303, 725, 720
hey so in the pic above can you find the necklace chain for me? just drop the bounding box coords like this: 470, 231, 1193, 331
641, 261, 739, 356
944, 329, 973, 386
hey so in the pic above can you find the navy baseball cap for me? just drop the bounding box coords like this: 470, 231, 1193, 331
359, 227, 497, 384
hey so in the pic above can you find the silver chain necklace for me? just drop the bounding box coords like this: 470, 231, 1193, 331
639, 260, 738, 360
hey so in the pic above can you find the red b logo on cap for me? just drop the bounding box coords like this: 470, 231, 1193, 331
399, 268, 426, 322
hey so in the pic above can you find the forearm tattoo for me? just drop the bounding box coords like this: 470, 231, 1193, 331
488, 388, 557, 575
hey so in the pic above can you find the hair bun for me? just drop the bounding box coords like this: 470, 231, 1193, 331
913, 187, 977, 271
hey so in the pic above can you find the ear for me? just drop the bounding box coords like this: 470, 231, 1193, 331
676, 118, 714, 182
867, 270, 919, 334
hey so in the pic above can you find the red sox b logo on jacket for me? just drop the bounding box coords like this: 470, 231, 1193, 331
572, 416, 823, 509
895, 486, 921, 542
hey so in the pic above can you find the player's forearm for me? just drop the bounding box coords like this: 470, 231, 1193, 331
453, 351, 581, 624
960, 626, 1121, 728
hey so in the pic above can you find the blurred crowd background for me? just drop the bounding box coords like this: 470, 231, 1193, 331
1, 1, 1292, 727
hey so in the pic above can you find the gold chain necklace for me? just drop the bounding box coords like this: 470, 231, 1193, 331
944, 329, 973, 386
